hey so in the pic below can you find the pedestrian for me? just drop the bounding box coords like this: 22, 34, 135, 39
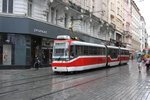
137, 54, 142, 72
145, 56, 150, 71
34, 56, 41, 70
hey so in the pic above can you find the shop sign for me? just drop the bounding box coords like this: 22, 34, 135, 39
34, 28, 47, 34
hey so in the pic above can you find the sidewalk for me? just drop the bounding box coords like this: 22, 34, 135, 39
0, 67, 52, 83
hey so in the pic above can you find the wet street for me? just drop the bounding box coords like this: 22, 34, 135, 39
0, 60, 150, 100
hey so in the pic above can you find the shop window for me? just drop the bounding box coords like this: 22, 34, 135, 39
51, 7, 54, 24
0, 46, 2, 64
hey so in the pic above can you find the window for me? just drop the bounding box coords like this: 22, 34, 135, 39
117, 7, 119, 15
84, 46, 89, 55
64, 13, 68, 28
109, 48, 119, 59
51, 7, 54, 24
28, 0, 32, 17
46, 8, 50, 22
2, 0, 13, 13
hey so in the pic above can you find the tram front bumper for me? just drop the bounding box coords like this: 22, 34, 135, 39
52, 66, 68, 72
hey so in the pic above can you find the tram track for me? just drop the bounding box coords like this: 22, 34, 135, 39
31, 71, 121, 100
0, 67, 108, 89
0, 68, 112, 97
0, 67, 125, 99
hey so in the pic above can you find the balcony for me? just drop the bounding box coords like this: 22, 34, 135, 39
109, 38, 127, 47
123, 30, 132, 38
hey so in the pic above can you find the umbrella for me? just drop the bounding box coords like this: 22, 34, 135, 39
137, 52, 144, 55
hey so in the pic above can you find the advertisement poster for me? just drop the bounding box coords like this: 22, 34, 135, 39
3, 44, 12, 65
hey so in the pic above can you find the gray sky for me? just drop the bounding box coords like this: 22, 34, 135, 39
135, 0, 150, 46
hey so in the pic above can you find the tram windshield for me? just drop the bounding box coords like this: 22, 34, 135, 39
52, 41, 69, 61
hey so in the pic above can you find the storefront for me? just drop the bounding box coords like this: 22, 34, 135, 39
0, 16, 72, 69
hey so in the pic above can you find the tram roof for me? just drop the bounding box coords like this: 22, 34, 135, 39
71, 41, 105, 47
120, 47, 130, 51
107, 45, 119, 49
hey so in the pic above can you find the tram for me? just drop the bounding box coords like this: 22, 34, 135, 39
51, 35, 130, 72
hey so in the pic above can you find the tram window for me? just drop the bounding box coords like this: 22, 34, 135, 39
88, 46, 92, 55
123, 50, 125, 55
54, 49, 64, 56
97, 48, 100, 55
70, 45, 75, 59
80, 46, 84, 55
89, 46, 96, 55
102, 48, 105, 55
121, 50, 123, 55
109, 48, 118, 59
99, 48, 101, 55
93, 47, 97, 55
108, 48, 111, 55
94, 47, 98, 55
125, 50, 129, 55
84, 46, 89, 55
122, 50, 124, 55
76, 45, 82, 56
91, 47, 94, 55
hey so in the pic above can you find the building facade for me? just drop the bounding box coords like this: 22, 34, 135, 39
0, 0, 147, 68
108, 0, 126, 45
123, 0, 132, 50
140, 16, 148, 50
0, 0, 113, 68
131, 0, 141, 51
108, 0, 116, 41
115, 0, 124, 43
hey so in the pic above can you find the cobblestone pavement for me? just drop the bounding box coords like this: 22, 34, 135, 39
0, 60, 150, 100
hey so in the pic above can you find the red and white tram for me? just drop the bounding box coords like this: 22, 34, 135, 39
51, 35, 130, 72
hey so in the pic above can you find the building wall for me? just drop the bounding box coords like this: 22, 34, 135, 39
108, 0, 124, 41
131, 0, 141, 51
13, 0, 27, 15
123, 0, 132, 49
140, 17, 147, 50
109, 0, 116, 24
115, 0, 124, 34
94, 0, 108, 22
0, 0, 2, 12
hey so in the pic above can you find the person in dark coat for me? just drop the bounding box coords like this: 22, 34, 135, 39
34, 56, 41, 70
